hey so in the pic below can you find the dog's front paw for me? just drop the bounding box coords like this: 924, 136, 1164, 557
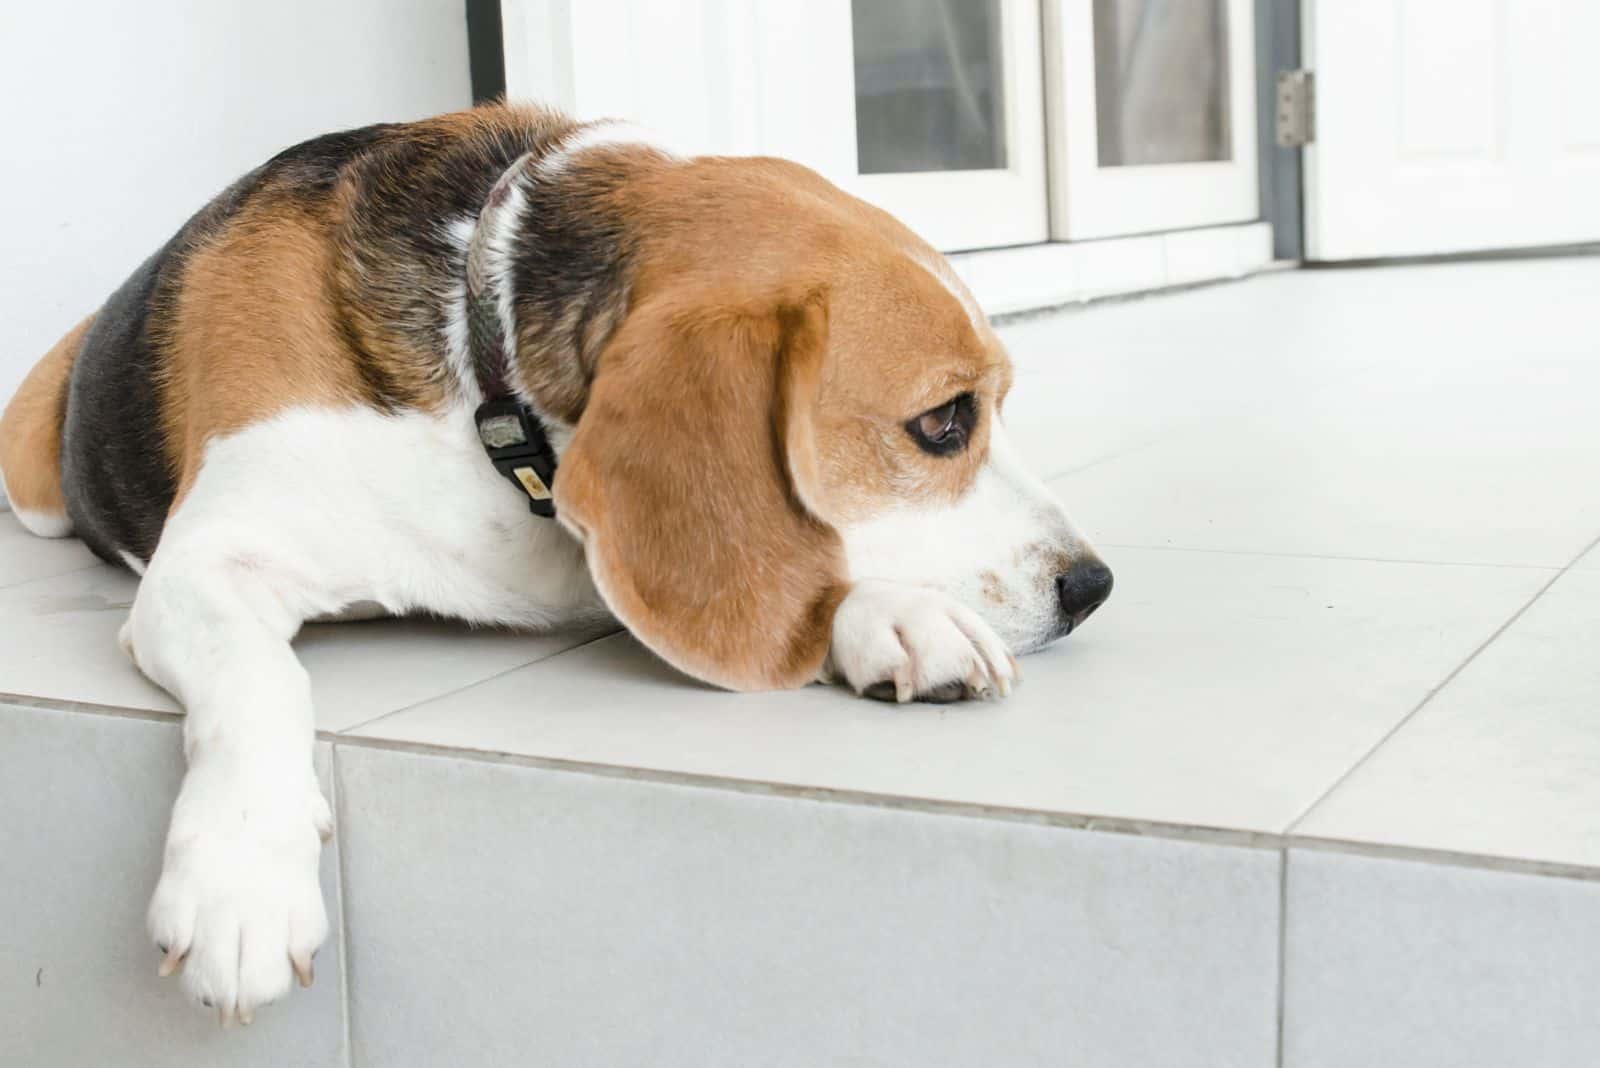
827, 580, 1018, 703
147, 768, 332, 1025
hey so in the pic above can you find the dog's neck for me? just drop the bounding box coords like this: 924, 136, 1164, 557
463, 153, 566, 517
464, 157, 534, 406
462, 135, 660, 515
464, 136, 648, 430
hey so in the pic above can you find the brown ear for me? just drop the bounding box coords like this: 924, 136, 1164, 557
554, 289, 848, 691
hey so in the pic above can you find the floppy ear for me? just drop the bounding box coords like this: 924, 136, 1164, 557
554, 289, 848, 691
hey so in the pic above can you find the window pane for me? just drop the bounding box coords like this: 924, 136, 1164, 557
852, 0, 1008, 175
1093, 0, 1231, 167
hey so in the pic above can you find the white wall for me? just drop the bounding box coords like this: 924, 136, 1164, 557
0, 1, 472, 404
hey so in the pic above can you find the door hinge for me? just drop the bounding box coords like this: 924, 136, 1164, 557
1275, 69, 1315, 147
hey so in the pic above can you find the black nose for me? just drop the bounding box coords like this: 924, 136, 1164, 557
1056, 562, 1114, 629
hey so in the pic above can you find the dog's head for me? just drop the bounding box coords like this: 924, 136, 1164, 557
519, 138, 1110, 691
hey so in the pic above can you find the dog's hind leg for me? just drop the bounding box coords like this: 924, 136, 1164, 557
0, 314, 92, 537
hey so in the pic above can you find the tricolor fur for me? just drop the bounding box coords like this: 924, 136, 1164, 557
0, 101, 1111, 1025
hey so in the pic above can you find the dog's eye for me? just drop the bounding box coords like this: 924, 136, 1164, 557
906, 393, 975, 456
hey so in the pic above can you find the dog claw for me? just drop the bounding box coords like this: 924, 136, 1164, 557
292, 952, 314, 988
157, 947, 185, 978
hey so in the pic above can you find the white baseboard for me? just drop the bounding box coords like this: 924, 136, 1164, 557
949, 221, 1275, 318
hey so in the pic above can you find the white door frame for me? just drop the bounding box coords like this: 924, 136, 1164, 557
494, 0, 1278, 316
847, 0, 1050, 251
1042, 0, 1260, 240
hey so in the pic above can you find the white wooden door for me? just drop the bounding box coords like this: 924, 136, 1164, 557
1043, 0, 1260, 240
501, 0, 1048, 253
1304, 0, 1600, 260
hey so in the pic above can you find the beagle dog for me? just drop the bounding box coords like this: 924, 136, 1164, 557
0, 102, 1112, 1023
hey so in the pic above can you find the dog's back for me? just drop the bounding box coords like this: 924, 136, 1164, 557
0, 105, 568, 567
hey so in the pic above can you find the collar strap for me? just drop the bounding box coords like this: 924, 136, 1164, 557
465, 154, 558, 518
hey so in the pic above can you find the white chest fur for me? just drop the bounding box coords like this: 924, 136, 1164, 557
160, 403, 609, 631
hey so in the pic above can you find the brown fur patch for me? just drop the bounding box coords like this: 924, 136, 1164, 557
0, 314, 91, 520
555, 291, 848, 691
157, 193, 447, 496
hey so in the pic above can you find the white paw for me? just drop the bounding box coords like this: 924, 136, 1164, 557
147, 767, 333, 1025
827, 580, 1018, 703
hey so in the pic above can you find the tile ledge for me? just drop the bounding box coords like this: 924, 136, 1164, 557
10, 693, 1597, 883
326, 736, 1600, 882
0, 690, 177, 724
327, 731, 1284, 850
1287, 835, 1600, 885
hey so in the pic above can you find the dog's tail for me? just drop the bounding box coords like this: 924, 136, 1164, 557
0, 314, 94, 537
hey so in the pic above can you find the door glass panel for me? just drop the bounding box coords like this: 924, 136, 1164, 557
852, 0, 1008, 174
1093, 0, 1231, 166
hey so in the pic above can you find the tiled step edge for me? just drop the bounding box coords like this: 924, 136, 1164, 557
5, 691, 1593, 885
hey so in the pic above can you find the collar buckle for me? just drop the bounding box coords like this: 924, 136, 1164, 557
475, 397, 558, 517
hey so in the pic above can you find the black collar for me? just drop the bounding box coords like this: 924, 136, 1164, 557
465, 159, 559, 519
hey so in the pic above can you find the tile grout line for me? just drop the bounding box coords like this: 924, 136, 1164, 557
1038, 436, 1168, 483
0, 560, 104, 592
331, 730, 1288, 851
1093, 541, 1565, 572
321, 731, 1600, 884
0, 690, 176, 722
0, 628, 626, 737
1282, 834, 1600, 884
1283, 528, 1600, 839
1274, 849, 1291, 1068
1257, 475, 1581, 1068
329, 746, 356, 1068
1035, 350, 1394, 491
331, 627, 623, 737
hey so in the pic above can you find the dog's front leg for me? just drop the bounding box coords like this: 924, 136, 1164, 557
825, 580, 1020, 703
125, 541, 331, 1024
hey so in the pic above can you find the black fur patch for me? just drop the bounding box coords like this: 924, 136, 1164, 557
60, 242, 183, 566
329, 117, 567, 397
508, 156, 643, 420
331, 300, 407, 412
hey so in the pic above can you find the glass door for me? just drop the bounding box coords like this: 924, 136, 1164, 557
503, 0, 1263, 254
848, 0, 1048, 250
754, 0, 1048, 252
1042, 0, 1259, 239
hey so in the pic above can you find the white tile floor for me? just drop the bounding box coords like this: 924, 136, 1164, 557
3, 257, 1598, 1066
